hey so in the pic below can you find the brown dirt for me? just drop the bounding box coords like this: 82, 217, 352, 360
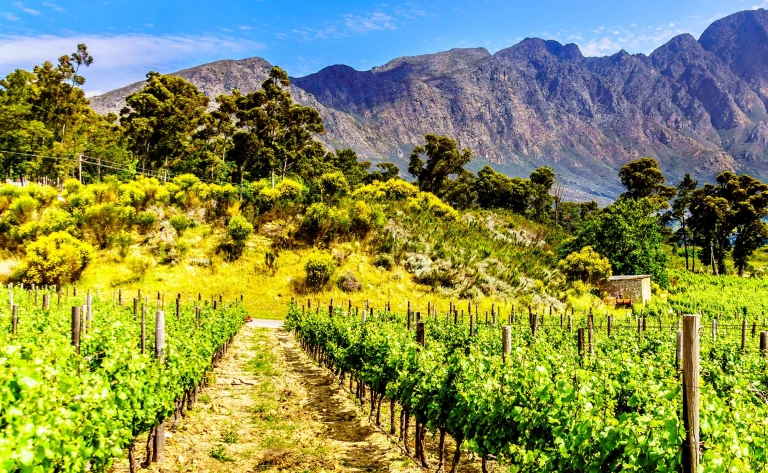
112, 325, 490, 473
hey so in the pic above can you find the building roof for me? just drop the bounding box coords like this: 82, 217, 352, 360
608, 275, 651, 281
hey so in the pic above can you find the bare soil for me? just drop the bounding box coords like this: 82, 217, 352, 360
112, 325, 489, 473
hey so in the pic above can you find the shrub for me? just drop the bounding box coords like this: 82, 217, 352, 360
227, 216, 253, 243
169, 214, 193, 236
265, 250, 278, 274
558, 246, 612, 286
126, 253, 156, 278
350, 200, 372, 236
300, 203, 330, 241
305, 252, 337, 289
83, 204, 134, 249
115, 231, 134, 259
8, 195, 38, 225
337, 271, 362, 292
373, 253, 394, 270
275, 179, 305, 201
21, 232, 94, 285
134, 211, 158, 233
319, 172, 349, 203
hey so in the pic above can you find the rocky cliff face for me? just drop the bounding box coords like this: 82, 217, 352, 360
89, 9, 768, 200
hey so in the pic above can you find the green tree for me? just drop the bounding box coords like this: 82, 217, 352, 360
224, 67, 325, 187
121, 72, 209, 177
688, 172, 768, 276
528, 166, 556, 222
363, 162, 400, 184
408, 135, 472, 197
666, 173, 698, 271
559, 198, 668, 286
618, 157, 676, 208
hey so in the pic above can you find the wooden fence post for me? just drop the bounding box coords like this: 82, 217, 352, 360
153, 310, 166, 464
676, 330, 683, 371
43, 293, 50, 311
133, 298, 138, 321
141, 304, 146, 355
577, 328, 585, 358
607, 315, 613, 338
760, 332, 768, 358
741, 318, 747, 354
416, 321, 425, 347
71, 306, 81, 354
11, 305, 18, 335
470, 313, 476, 337
682, 314, 700, 473
502, 326, 511, 362
195, 306, 200, 330
176, 298, 181, 322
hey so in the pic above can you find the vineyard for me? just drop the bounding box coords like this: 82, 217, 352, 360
286, 285, 768, 472
0, 284, 245, 472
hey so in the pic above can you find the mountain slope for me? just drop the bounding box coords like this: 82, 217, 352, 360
90, 9, 768, 200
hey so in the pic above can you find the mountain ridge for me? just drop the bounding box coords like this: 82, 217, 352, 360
89, 8, 768, 201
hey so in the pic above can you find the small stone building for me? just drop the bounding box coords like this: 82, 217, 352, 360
604, 275, 652, 305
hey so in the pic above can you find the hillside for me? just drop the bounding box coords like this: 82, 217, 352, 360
91, 9, 768, 201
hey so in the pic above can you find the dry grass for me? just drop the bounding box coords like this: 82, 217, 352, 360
78, 229, 520, 320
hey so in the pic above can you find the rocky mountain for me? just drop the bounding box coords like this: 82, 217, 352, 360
90, 9, 768, 201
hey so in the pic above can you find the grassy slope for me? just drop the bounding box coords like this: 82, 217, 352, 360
78, 226, 522, 320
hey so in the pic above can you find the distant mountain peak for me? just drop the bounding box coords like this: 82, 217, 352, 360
89, 9, 768, 201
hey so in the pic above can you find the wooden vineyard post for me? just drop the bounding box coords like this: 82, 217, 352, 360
141, 304, 147, 355
568, 312, 573, 332
530, 310, 538, 338
11, 305, 18, 336
8, 287, 13, 309
607, 315, 613, 338
176, 298, 181, 322
560, 311, 564, 329
329, 298, 334, 317
407, 309, 412, 331
577, 328, 585, 358
153, 310, 166, 464
676, 330, 683, 371
119, 288, 123, 307
195, 306, 200, 330
361, 309, 367, 324
416, 321, 425, 347
213, 300, 218, 310
761, 332, 768, 358
470, 313, 476, 337
133, 298, 138, 321
741, 318, 747, 354
588, 314, 594, 356
71, 306, 81, 354
42, 293, 50, 311
682, 314, 700, 473
87, 294, 92, 330
502, 326, 511, 362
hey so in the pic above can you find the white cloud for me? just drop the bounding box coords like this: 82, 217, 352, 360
2, 12, 20, 21
580, 37, 622, 56
752, 0, 768, 8
13, 2, 40, 15
0, 33, 267, 94
344, 12, 396, 33
41, 2, 65, 12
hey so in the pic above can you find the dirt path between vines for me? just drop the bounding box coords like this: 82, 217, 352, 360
114, 325, 491, 473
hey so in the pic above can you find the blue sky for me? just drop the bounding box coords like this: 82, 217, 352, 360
0, 0, 765, 96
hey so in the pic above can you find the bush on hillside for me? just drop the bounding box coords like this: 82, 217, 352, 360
170, 214, 193, 236
319, 172, 349, 203
218, 215, 253, 260
337, 271, 362, 292
134, 210, 158, 233
82, 204, 134, 249
558, 246, 612, 286
305, 252, 337, 290
20, 232, 94, 285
